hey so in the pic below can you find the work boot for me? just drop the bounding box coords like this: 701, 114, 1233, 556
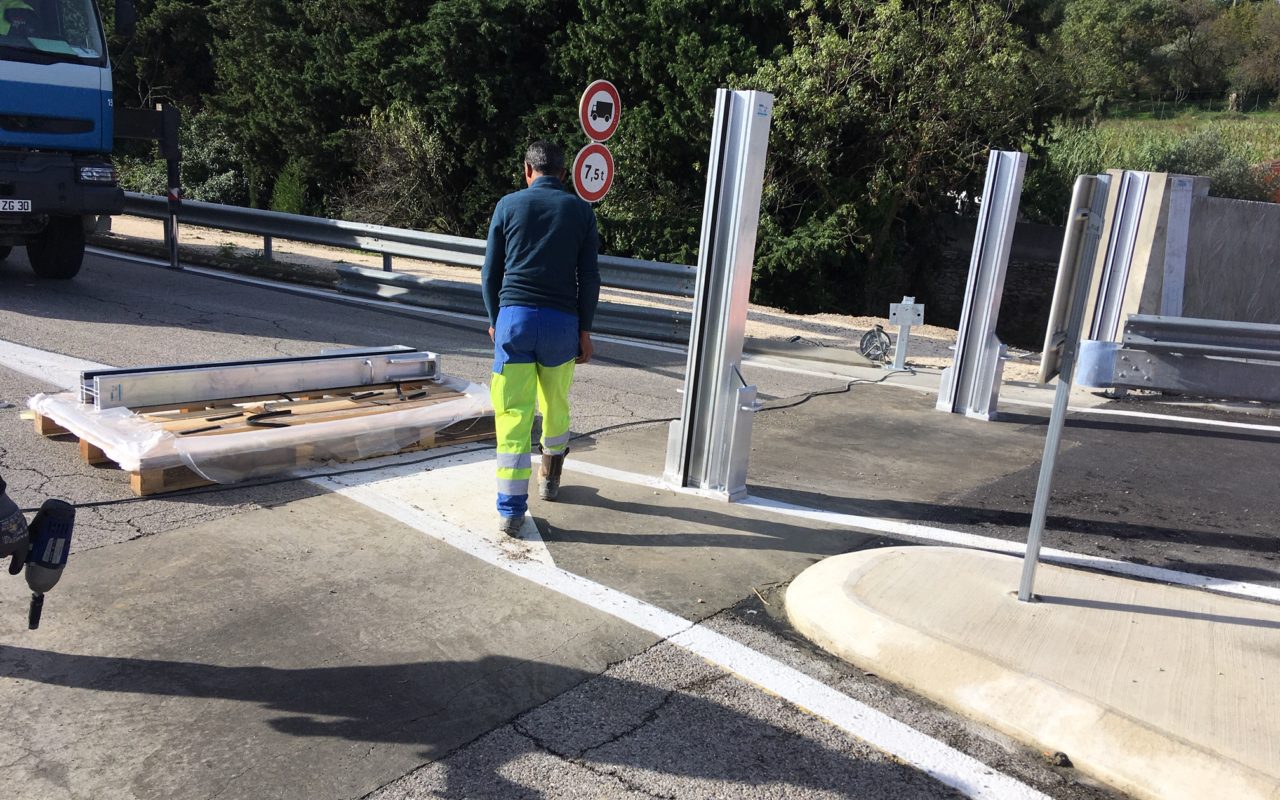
497, 514, 523, 537
538, 449, 568, 501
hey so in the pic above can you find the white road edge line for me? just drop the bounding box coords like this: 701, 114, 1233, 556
1000, 396, 1280, 433
0, 333, 1046, 798
0, 338, 110, 392
316, 472, 1048, 800
87, 246, 1280, 435
565, 460, 1280, 604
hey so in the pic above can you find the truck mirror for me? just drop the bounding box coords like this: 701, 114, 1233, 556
115, 0, 137, 37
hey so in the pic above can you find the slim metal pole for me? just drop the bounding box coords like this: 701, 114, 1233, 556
263, 235, 273, 261
1018, 176, 1107, 601
892, 323, 911, 371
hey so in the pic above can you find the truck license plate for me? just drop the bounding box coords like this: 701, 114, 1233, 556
0, 199, 32, 213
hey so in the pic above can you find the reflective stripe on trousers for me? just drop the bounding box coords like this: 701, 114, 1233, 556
490, 306, 579, 517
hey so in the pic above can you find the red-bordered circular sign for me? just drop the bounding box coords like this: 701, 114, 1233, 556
573, 143, 615, 203
579, 80, 621, 143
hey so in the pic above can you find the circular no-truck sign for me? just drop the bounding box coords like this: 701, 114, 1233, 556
573, 143, 614, 204
579, 79, 621, 142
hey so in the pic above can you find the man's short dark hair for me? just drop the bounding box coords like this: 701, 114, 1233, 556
525, 141, 565, 175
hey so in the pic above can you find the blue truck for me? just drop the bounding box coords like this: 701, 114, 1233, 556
0, 0, 135, 279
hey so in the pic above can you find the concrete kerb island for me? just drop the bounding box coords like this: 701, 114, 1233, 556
786, 547, 1280, 800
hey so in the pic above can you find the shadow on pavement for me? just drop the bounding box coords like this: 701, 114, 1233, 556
0, 645, 954, 798
1037, 595, 1280, 629
544, 485, 903, 556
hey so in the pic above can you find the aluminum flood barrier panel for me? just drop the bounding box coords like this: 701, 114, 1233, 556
82, 347, 441, 410
936, 150, 1026, 420
664, 88, 773, 500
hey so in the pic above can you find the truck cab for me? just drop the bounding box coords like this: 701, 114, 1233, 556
0, 0, 123, 278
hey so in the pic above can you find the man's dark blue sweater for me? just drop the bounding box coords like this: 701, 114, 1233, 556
481, 176, 601, 331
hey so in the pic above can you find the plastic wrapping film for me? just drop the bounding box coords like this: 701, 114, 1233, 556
30, 376, 492, 483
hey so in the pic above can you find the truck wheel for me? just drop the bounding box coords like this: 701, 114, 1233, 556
0, 246, 11, 262
27, 216, 85, 280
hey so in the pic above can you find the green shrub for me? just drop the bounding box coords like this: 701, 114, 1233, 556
270, 157, 311, 215
1024, 113, 1280, 223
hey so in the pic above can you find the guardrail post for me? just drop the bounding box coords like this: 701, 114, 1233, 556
382, 254, 393, 272
663, 88, 773, 500
1018, 174, 1110, 602
263, 236, 273, 261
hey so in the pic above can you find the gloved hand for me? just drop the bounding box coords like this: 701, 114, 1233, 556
0, 476, 30, 575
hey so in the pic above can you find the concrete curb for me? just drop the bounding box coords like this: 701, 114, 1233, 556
785, 547, 1280, 800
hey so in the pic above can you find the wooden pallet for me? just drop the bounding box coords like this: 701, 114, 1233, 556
33, 382, 494, 496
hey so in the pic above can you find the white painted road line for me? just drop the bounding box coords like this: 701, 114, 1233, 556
317, 468, 1049, 800
1001, 396, 1280, 434
565, 459, 1280, 604
0, 339, 109, 393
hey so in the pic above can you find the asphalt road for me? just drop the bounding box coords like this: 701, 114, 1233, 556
6, 245, 1272, 799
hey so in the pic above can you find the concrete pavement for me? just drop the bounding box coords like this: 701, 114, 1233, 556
786, 546, 1280, 800
3, 246, 1280, 798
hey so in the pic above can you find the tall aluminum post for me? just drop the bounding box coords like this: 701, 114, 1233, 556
936, 150, 1026, 420
663, 89, 773, 500
1018, 174, 1111, 601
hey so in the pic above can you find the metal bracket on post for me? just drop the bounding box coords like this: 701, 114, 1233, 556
936, 150, 1026, 421
888, 297, 923, 371
663, 89, 773, 501
1018, 174, 1111, 602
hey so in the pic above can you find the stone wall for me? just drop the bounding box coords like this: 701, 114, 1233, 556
924, 216, 1064, 350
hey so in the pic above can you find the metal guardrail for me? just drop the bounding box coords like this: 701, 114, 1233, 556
121, 192, 695, 298
1123, 314, 1280, 361
336, 266, 691, 343
1077, 313, 1280, 402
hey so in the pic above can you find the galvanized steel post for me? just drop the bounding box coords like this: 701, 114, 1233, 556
663, 89, 773, 500
1018, 174, 1110, 602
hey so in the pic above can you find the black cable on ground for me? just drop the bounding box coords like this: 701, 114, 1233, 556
25, 371, 903, 512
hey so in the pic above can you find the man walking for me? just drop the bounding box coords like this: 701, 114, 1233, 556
482, 141, 600, 536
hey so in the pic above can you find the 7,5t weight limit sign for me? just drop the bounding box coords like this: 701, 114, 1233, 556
573, 142, 614, 204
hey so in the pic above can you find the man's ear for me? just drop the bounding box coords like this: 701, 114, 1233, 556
524, 162, 535, 182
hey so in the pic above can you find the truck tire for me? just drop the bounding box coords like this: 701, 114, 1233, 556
0, 246, 11, 262
27, 216, 85, 280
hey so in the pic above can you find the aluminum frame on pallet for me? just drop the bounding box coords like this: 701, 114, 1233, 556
664, 88, 773, 500
81, 346, 441, 410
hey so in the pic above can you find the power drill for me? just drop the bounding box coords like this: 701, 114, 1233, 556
0, 477, 74, 630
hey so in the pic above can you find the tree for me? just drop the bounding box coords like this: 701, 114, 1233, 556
210, 0, 366, 206
1054, 0, 1171, 113
747, 0, 1048, 312
1226, 0, 1280, 101
541, 0, 794, 263
339, 0, 576, 233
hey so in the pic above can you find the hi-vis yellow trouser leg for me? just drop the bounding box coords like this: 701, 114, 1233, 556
491, 359, 576, 516
490, 305, 580, 518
